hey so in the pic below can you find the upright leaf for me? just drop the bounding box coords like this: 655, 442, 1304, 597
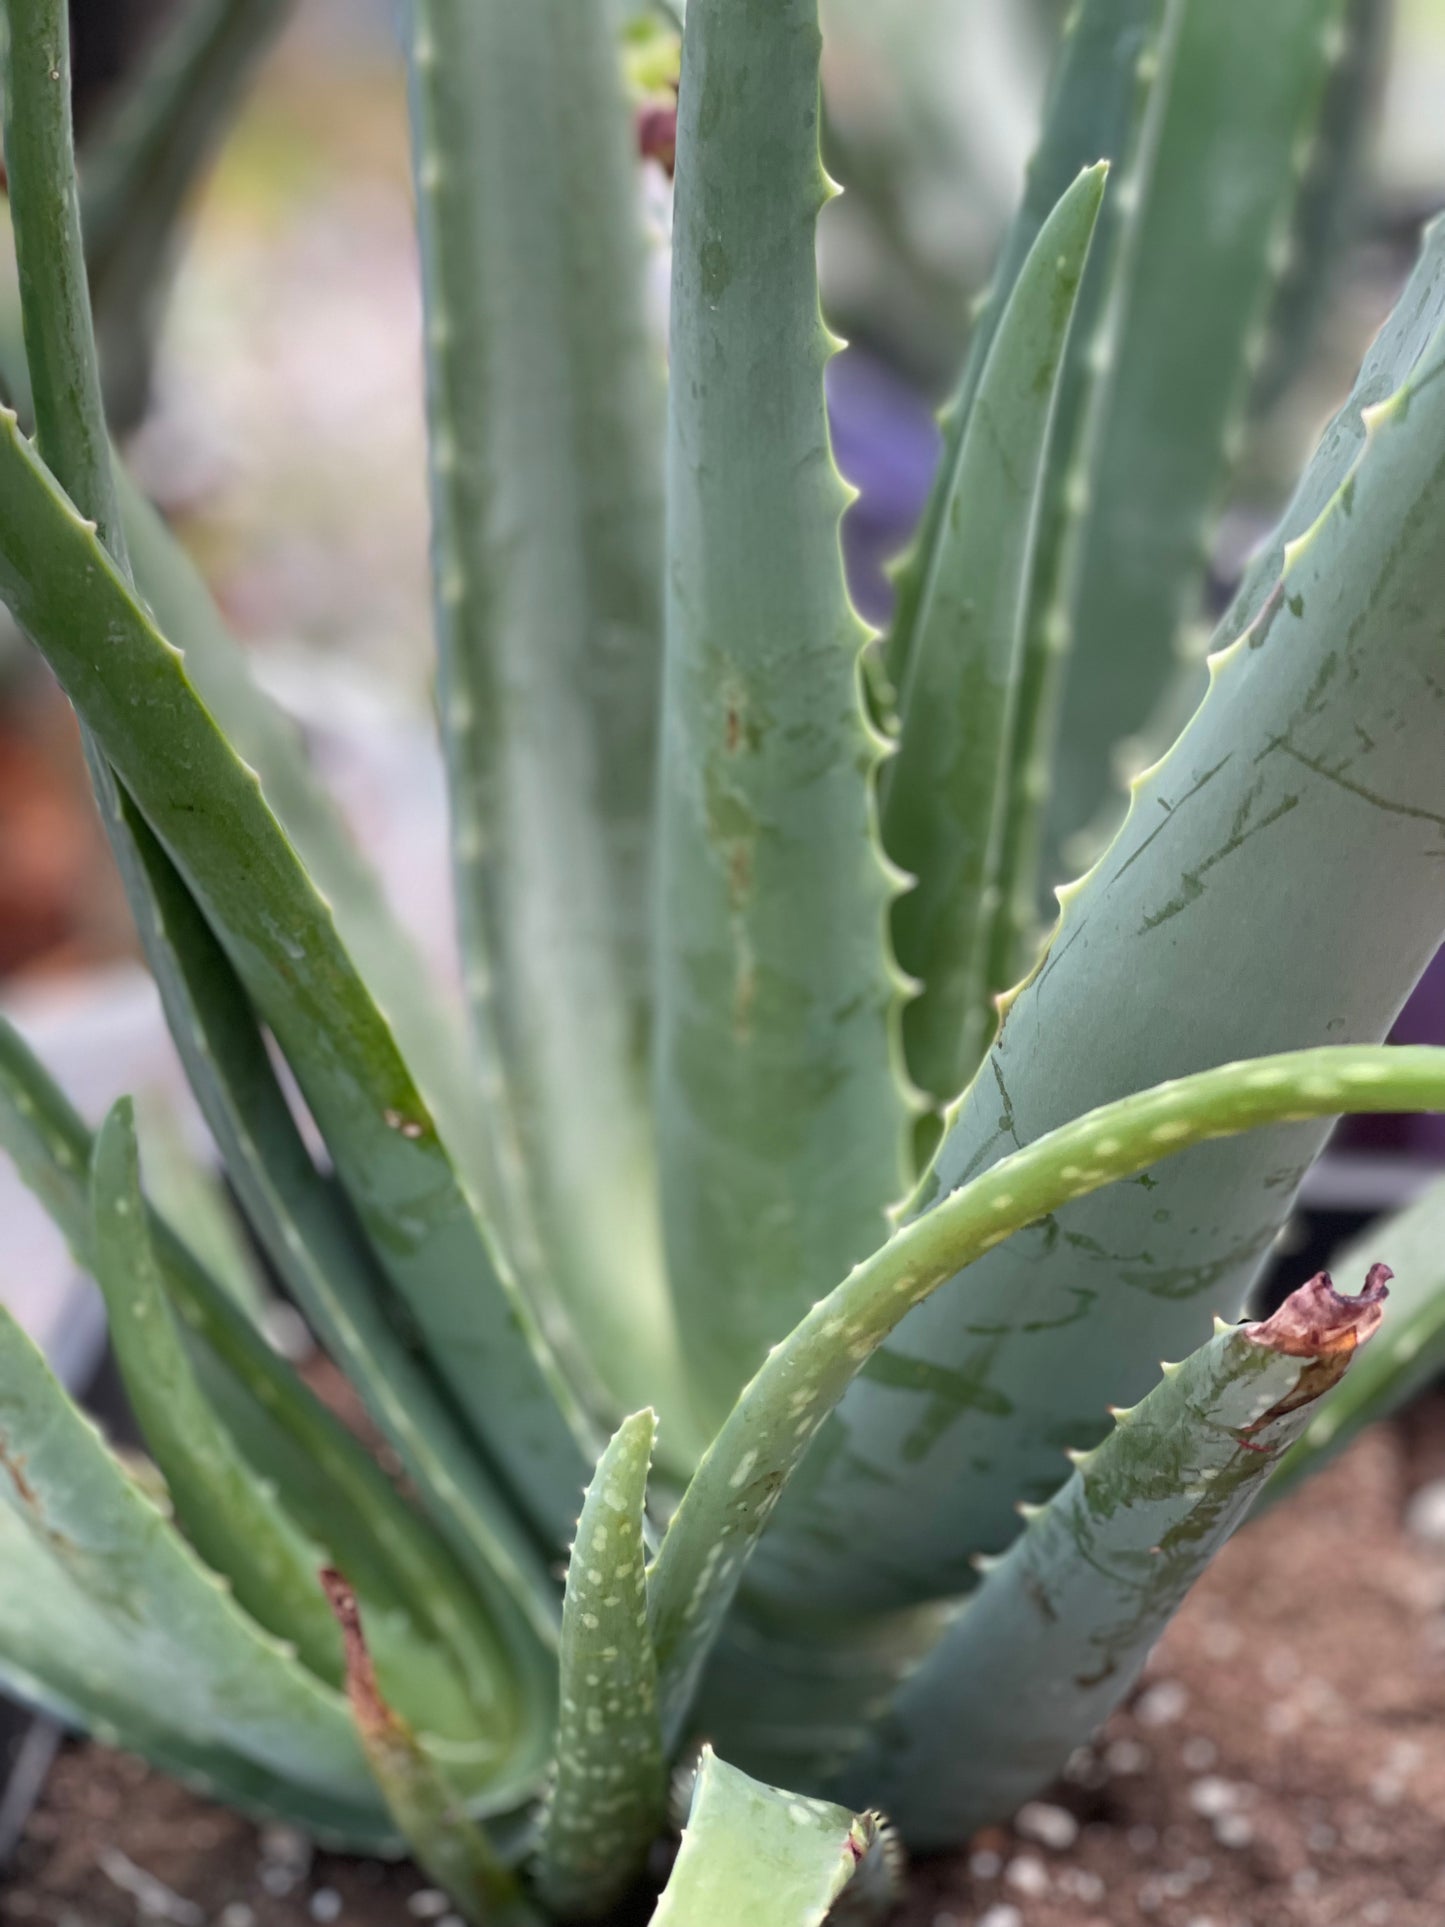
883, 165, 1105, 1104
747, 256, 1445, 1620
836, 1271, 1388, 1842
406, 0, 691, 1442
654, 0, 913, 1427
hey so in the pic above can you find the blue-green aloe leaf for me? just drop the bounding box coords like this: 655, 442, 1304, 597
0, 1301, 386, 1832
1037, 0, 1352, 888
406, 0, 693, 1450
649, 1749, 876, 1927
835, 1269, 1389, 1843
0, 1011, 554, 1811
322, 1571, 541, 1927
0, 407, 592, 1546
535, 1411, 666, 1921
90, 1097, 341, 1684
883, 163, 1105, 1106
653, 0, 913, 1429
745, 248, 1445, 1622
650, 1044, 1445, 1745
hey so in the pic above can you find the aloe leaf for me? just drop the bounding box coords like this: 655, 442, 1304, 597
882, 164, 1105, 1106
649, 1749, 875, 1927
78, 0, 292, 424
654, 0, 913, 1428
90, 1097, 341, 1682
0, 1300, 381, 1817
837, 1270, 1388, 1843
746, 269, 1445, 1620
0, 1017, 551, 1811
1037, 0, 1352, 885
882, 0, 1172, 704
0, 412, 592, 1546
1270, 1181, 1445, 1502
405, 0, 691, 1445
650, 1043, 1445, 1741
322, 1571, 541, 1927
535, 1410, 666, 1920
132, 1093, 268, 1319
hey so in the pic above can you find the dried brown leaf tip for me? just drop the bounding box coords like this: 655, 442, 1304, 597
1249, 1264, 1391, 1359
1241, 1265, 1391, 1427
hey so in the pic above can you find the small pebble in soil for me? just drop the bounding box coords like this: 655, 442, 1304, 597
1180, 1735, 1217, 1770
976, 1908, 1022, 1927
1404, 1474, 1445, 1544
407, 1891, 453, 1918
1135, 1679, 1188, 1726
219, 1906, 256, 1927
1013, 1800, 1079, 1850
1003, 1854, 1049, 1897
1187, 1775, 1240, 1818
1214, 1810, 1254, 1848
967, 1848, 1003, 1880
309, 1888, 343, 1922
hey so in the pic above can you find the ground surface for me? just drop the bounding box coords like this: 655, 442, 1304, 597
6, 1405, 1445, 1926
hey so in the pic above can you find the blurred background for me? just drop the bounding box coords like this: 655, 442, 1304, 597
3, 0, 1445, 1368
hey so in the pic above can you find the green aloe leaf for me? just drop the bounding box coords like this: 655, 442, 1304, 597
78, 0, 292, 423
406, 0, 693, 1450
0, 407, 592, 1546
90, 1097, 341, 1683
0, 1011, 554, 1810
322, 1571, 541, 1927
0, 1301, 385, 1828
654, 0, 913, 1429
1037, 0, 1352, 886
883, 163, 1105, 1106
839, 1270, 1389, 1842
746, 251, 1445, 1622
649, 1749, 875, 1927
535, 1411, 666, 1921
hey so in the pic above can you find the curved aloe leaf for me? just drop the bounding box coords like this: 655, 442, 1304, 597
322, 1571, 540, 1927
0, 409, 592, 1546
535, 1411, 666, 1921
1038, 0, 1351, 885
882, 0, 1172, 704
91, 1098, 340, 1683
654, 0, 913, 1428
649, 1749, 875, 1927
747, 269, 1445, 1620
0, 1011, 553, 1810
78, 0, 292, 424
406, 0, 692, 1450
0, 1303, 382, 1821
883, 164, 1105, 1105
651, 1043, 1445, 1742
837, 1270, 1387, 1842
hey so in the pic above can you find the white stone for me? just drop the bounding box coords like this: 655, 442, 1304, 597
977, 1908, 1023, 1927
1135, 1679, 1188, 1726
1406, 1478, 1445, 1545
1004, 1854, 1049, 1897
1014, 1800, 1079, 1850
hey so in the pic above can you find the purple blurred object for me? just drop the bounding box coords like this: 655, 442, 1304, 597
827, 347, 941, 626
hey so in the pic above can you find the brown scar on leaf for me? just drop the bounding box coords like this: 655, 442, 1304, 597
1240, 1264, 1391, 1429
0, 1442, 39, 1512
321, 1566, 396, 1744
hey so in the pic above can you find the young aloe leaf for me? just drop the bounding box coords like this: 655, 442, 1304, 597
406, 0, 692, 1447
0, 1011, 555, 1811
649, 1748, 876, 1927
836, 1270, 1388, 1843
90, 1098, 340, 1683
0, 411, 592, 1547
0, 1302, 383, 1822
650, 1043, 1445, 1743
745, 273, 1445, 1621
535, 1411, 666, 1921
882, 0, 1172, 704
78, 0, 292, 424
654, 0, 913, 1429
322, 1571, 541, 1927
1270, 1180, 1445, 1502
1037, 0, 1351, 885
883, 164, 1105, 1106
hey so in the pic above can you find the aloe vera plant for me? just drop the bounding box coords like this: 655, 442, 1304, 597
1, 0, 1444, 1918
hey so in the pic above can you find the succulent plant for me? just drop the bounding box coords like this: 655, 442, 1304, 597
2, 0, 1445, 1919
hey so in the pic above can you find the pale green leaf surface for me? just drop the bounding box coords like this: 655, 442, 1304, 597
535, 1411, 666, 1920
654, 0, 911, 1428
649, 1749, 871, 1927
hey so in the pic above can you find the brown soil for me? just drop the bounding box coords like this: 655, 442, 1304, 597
7, 1406, 1445, 1927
